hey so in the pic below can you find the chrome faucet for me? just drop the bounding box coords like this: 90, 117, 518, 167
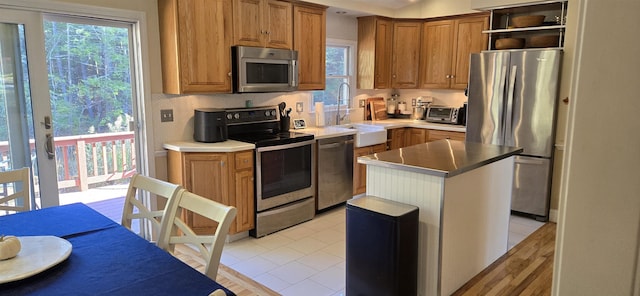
337, 82, 350, 125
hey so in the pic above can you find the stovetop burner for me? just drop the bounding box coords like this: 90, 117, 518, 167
225, 105, 314, 147
229, 131, 314, 147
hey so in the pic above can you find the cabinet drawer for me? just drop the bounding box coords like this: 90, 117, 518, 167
235, 151, 254, 170
428, 130, 466, 142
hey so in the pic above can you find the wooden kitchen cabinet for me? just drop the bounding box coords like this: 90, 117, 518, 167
427, 129, 466, 142
353, 143, 387, 195
233, 0, 292, 49
167, 150, 254, 234
357, 16, 393, 89
293, 3, 326, 90
391, 20, 422, 89
158, 0, 233, 94
419, 14, 488, 89
406, 128, 428, 146
387, 128, 407, 150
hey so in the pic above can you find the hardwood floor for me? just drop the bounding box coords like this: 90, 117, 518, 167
452, 222, 556, 296
176, 222, 556, 296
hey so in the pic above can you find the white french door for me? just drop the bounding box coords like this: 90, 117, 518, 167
0, 10, 58, 208
0, 7, 147, 213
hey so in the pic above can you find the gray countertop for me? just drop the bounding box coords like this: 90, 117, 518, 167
357, 140, 523, 178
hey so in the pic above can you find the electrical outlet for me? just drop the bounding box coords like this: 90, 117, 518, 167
359, 99, 365, 108
412, 98, 416, 106
296, 102, 304, 112
160, 109, 174, 122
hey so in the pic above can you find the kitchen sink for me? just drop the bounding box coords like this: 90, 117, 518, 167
343, 124, 387, 148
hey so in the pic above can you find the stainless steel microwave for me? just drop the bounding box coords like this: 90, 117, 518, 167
232, 46, 298, 93
425, 105, 464, 124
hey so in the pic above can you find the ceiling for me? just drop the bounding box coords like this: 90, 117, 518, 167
348, 0, 420, 9
326, 0, 421, 17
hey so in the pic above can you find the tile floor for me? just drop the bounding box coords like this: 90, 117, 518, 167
220, 206, 545, 296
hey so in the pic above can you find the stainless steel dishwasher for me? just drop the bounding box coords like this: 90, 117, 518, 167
317, 135, 354, 211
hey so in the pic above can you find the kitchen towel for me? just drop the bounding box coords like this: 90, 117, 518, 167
315, 102, 325, 126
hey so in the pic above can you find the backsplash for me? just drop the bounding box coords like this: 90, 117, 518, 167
152, 88, 466, 150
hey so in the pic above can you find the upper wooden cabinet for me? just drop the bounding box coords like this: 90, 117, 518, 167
419, 15, 488, 89
158, 0, 233, 94
233, 0, 292, 49
391, 20, 422, 89
293, 3, 326, 90
357, 16, 393, 89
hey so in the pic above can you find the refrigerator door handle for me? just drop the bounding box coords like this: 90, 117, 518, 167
504, 65, 518, 145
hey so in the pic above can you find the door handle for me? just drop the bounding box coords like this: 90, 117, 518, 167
45, 133, 55, 159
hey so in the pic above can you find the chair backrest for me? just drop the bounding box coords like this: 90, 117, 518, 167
158, 189, 237, 280
0, 167, 31, 213
121, 174, 182, 239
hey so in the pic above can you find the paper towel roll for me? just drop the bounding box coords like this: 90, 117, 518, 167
315, 102, 325, 127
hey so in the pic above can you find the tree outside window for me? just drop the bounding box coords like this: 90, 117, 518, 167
312, 42, 353, 109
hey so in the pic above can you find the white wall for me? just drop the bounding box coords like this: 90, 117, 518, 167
553, 0, 640, 294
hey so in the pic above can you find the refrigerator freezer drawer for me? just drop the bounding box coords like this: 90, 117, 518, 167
511, 156, 552, 218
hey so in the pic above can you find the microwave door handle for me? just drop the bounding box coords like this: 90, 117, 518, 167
290, 60, 298, 87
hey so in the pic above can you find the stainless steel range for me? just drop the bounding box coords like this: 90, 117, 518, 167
226, 106, 315, 237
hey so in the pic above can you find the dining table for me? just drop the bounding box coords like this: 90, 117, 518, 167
0, 202, 235, 295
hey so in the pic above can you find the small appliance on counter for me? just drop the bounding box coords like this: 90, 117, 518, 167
193, 108, 228, 143
424, 105, 465, 125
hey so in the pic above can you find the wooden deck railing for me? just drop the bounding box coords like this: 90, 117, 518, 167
0, 132, 136, 192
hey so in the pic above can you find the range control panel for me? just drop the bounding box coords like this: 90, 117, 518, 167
225, 106, 280, 126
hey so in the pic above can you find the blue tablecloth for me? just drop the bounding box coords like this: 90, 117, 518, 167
0, 203, 235, 296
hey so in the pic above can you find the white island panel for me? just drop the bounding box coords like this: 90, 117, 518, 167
440, 157, 513, 295
366, 165, 444, 296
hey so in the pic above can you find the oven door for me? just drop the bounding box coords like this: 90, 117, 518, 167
256, 139, 315, 212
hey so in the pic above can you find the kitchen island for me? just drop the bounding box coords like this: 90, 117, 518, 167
357, 140, 522, 296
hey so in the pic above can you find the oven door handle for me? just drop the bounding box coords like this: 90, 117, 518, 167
256, 139, 315, 152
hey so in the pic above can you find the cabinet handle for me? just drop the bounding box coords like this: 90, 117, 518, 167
227, 72, 231, 77
221, 161, 225, 167
266, 31, 271, 35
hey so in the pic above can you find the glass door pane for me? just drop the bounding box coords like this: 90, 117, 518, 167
44, 17, 137, 224
0, 22, 39, 214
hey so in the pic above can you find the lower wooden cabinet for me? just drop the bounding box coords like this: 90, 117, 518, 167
387, 128, 406, 150
167, 150, 254, 234
353, 143, 387, 195
406, 128, 428, 146
427, 129, 466, 142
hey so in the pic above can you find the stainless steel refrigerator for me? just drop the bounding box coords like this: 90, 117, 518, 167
466, 49, 562, 221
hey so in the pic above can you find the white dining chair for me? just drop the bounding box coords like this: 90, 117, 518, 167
158, 189, 237, 280
0, 167, 31, 213
121, 174, 182, 240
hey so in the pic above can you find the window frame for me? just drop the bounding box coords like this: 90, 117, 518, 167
311, 38, 357, 113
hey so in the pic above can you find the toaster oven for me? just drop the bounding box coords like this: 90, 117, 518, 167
424, 105, 465, 125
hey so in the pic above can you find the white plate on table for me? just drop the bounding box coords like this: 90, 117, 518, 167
0, 236, 72, 284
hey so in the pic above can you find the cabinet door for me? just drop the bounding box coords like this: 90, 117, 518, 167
353, 146, 371, 195
233, 0, 263, 47
293, 4, 326, 90
183, 153, 229, 234
391, 20, 421, 89
450, 16, 488, 89
234, 169, 254, 232
162, 0, 232, 93
406, 128, 427, 146
388, 128, 407, 150
232, 151, 254, 233
427, 130, 466, 142
419, 20, 454, 89
374, 19, 394, 89
265, 0, 292, 49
